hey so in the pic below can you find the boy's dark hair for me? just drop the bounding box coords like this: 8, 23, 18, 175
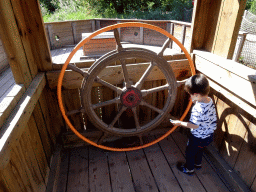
184, 74, 210, 96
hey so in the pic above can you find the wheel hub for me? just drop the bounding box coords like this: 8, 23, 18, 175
120, 87, 142, 108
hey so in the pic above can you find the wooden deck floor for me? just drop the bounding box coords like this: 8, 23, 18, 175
49, 131, 244, 192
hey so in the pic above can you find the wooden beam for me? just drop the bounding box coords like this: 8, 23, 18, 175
194, 51, 256, 108
46, 59, 191, 89
191, 0, 247, 59
190, 0, 216, 51
212, 0, 247, 59
208, 78, 256, 118
0, 84, 25, 128
10, 0, 52, 71
0, 0, 33, 87
0, 73, 46, 170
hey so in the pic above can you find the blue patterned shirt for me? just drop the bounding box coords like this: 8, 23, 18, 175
189, 98, 217, 139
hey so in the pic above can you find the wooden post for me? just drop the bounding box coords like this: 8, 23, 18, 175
170, 23, 174, 48
233, 32, 247, 62
0, 0, 33, 87
140, 27, 144, 45
71, 22, 77, 44
96, 20, 101, 30
0, 0, 53, 87
190, 0, 247, 59
91, 20, 96, 32
181, 25, 186, 52
9, 0, 52, 71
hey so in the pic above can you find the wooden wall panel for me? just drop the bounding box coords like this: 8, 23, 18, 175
195, 50, 256, 191
1, 123, 49, 192
62, 88, 84, 131
72, 20, 94, 44
143, 22, 167, 46
121, 27, 142, 44
212, 89, 256, 191
38, 87, 64, 138
0, 89, 63, 191
47, 22, 75, 49
98, 20, 117, 29
233, 117, 256, 189
45, 19, 191, 51
27, 116, 49, 182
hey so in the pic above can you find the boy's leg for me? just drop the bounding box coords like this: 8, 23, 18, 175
194, 135, 213, 168
194, 146, 204, 167
185, 136, 199, 171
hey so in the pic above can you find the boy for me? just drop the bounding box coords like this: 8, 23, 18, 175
171, 74, 217, 175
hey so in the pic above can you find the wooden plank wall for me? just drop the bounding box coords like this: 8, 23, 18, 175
0, 86, 65, 192
0, 39, 9, 72
194, 50, 256, 191
44, 19, 191, 50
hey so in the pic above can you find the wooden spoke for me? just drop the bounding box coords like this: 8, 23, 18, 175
68, 64, 88, 77
97, 132, 108, 145
108, 106, 127, 129
140, 100, 163, 114
66, 107, 85, 116
138, 135, 143, 146
92, 97, 120, 109
158, 38, 172, 57
141, 84, 169, 97
120, 59, 132, 88
114, 28, 123, 51
132, 107, 141, 130
95, 77, 123, 94
177, 79, 188, 87
135, 61, 155, 90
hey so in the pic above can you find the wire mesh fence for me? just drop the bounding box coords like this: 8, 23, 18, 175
234, 10, 256, 68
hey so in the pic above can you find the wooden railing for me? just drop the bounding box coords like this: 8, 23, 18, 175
44, 19, 191, 52
194, 50, 256, 190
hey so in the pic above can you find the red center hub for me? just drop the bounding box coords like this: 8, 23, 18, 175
120, 88, 142, 108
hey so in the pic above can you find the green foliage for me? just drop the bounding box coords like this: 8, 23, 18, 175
40, 0, 59, 13
40, 0, 193, 22
250, 0, 256, 14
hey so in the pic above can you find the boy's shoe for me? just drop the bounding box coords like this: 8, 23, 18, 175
176, 163, 194, 176
194, 164, 202, 170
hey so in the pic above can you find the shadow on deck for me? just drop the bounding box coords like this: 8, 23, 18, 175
46, 131, 248, 192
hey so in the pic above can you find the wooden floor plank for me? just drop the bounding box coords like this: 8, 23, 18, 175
126, 149, 159, 191
171, 131, 230, 192
143, 136, 182, 192
50, 130, 246, 192
0, 77, 15, 98
66, 147, 89, 192
159, 135, 207, 192
0, 67, 12, 82
56, 150, 70, 192
89, 147, 112, 192
107, 151, 135, 192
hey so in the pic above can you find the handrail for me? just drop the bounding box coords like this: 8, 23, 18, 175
44, 19, 191, 51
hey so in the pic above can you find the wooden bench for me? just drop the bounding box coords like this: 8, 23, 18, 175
82, 31, 116, 56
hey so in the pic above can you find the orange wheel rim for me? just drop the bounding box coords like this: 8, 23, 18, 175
57, 22, 196, 151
